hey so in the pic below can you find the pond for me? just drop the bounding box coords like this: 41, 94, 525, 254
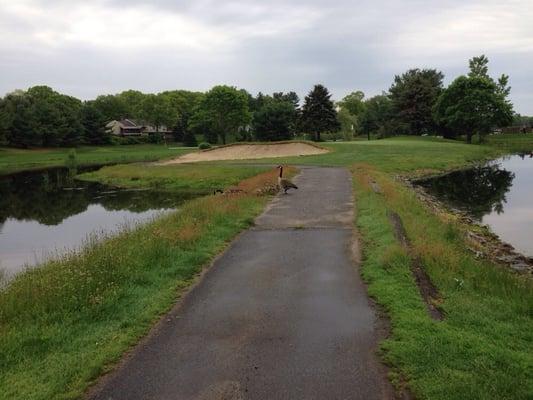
416, 153, 533, 257
0, 167, 200, 278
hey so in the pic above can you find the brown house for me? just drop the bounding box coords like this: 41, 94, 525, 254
105, 119, 172, 137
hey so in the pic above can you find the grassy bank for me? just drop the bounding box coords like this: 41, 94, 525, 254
354, 165, 533, 399
77, 163, 270, 191
0, 168, 284, 400
0, 144, 193, 175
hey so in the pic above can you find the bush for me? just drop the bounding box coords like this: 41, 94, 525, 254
148, 133, 164, 144
198, 142, 211, 150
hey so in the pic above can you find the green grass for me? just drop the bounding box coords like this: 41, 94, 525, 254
0, 144, 193, 175
1, 135, 531, 399
354, 166, 533, 399
222, 137, 502, 173
77, 163, 270, 191
0, 188, 269, 400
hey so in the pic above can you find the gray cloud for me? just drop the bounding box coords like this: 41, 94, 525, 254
0, 0, 532, 113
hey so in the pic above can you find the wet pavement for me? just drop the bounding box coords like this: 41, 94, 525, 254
88, 167, 394, 400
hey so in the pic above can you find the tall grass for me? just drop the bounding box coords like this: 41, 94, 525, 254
0, 180, 271, 399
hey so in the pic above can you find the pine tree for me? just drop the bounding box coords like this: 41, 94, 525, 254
81, 102, 110, 144
300, 84, 340, 141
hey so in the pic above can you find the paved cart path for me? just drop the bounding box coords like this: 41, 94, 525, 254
89, 167, 394, 400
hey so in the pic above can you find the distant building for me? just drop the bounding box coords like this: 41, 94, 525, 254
105, 119, 172, 137
105, 119, 143, 136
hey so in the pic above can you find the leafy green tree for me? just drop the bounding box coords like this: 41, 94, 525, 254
359, 94, 395, 140
253, 98, 296, 141
300, 84, 340, 141
116, 90, 146, 119
337, 91, 366, 139
389, 69, 444, 135
93, 94, 128, 122
434, 56, 513, 144
189, 85, 251, 144
1, 92, 39, 148
160, 90, 204, 140
140, 94, 172, 132
81, 102, 110, 144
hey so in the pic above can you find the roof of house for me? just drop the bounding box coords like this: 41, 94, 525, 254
105, 119, 142, 129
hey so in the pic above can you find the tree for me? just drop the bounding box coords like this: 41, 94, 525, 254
300, 84, 340, 141
359, 94, 394, 140
81, 102, 110, 144
253, 98, 296, 141
189, 85, 251, 144
93, 95, 128, 122
337, 91, 366, 139
1, 92, 39, 148
140, 94, 172, 132
116, 90, 146, 119
160, 90, 204, 141
434, 56, 513, 144
389, 69, 444, 135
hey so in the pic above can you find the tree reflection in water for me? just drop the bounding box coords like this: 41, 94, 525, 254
416, 164, 515, 220
0, 167, 201, 226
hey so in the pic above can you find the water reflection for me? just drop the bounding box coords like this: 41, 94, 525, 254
0, 167, 201, 276
416, 164, 515, 219
416, 154, 533, 257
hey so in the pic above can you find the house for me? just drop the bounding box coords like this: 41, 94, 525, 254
105, 119, 173, 137
105, 119, 143, 136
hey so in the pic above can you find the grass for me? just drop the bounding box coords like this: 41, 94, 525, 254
2, 135, 531, 399
221, 137, 503, 172
0, 144, 193, 175
77, 163, 271, 191
0, 169, 282, 400
354, 164, 533, 399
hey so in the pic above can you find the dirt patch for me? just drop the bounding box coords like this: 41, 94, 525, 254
387, 210, 444, 321
161, 142, 328, 164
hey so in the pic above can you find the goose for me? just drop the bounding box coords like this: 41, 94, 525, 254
277, 165, 298, 194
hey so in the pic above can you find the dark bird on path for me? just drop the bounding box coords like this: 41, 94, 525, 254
277, 165, 298, 194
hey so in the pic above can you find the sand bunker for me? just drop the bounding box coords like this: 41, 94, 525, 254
163, 142, 328, 164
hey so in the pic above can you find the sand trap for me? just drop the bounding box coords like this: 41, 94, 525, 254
162, 142, 328, 164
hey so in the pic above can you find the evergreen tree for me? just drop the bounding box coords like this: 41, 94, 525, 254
81, 102, 110, 144
253, 98, 296, 141
300, 84, 340, 141
389, 69, 444, 135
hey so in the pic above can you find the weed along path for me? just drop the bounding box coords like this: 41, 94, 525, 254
88, 167, 394, 400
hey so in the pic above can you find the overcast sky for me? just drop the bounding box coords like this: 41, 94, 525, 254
1, 0, 532, 113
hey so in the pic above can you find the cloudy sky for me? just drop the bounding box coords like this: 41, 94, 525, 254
1, 0, 532, 113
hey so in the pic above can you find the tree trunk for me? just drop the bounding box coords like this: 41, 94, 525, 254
466, 133, 472, 144
367, 132, 370, 141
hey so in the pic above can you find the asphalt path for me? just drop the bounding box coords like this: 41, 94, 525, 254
88, 167, 394, 400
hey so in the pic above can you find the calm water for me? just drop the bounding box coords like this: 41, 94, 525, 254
416, 154, 533, 256
0, 167, 199, 277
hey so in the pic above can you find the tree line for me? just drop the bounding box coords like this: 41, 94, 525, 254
0, 54, 519, 148
337, 55, 515, 143
0, 83, 340, 147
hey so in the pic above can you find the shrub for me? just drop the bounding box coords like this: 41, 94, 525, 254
198, 142, 211, 150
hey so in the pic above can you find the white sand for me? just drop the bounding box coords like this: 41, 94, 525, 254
162, 142, 328, 164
